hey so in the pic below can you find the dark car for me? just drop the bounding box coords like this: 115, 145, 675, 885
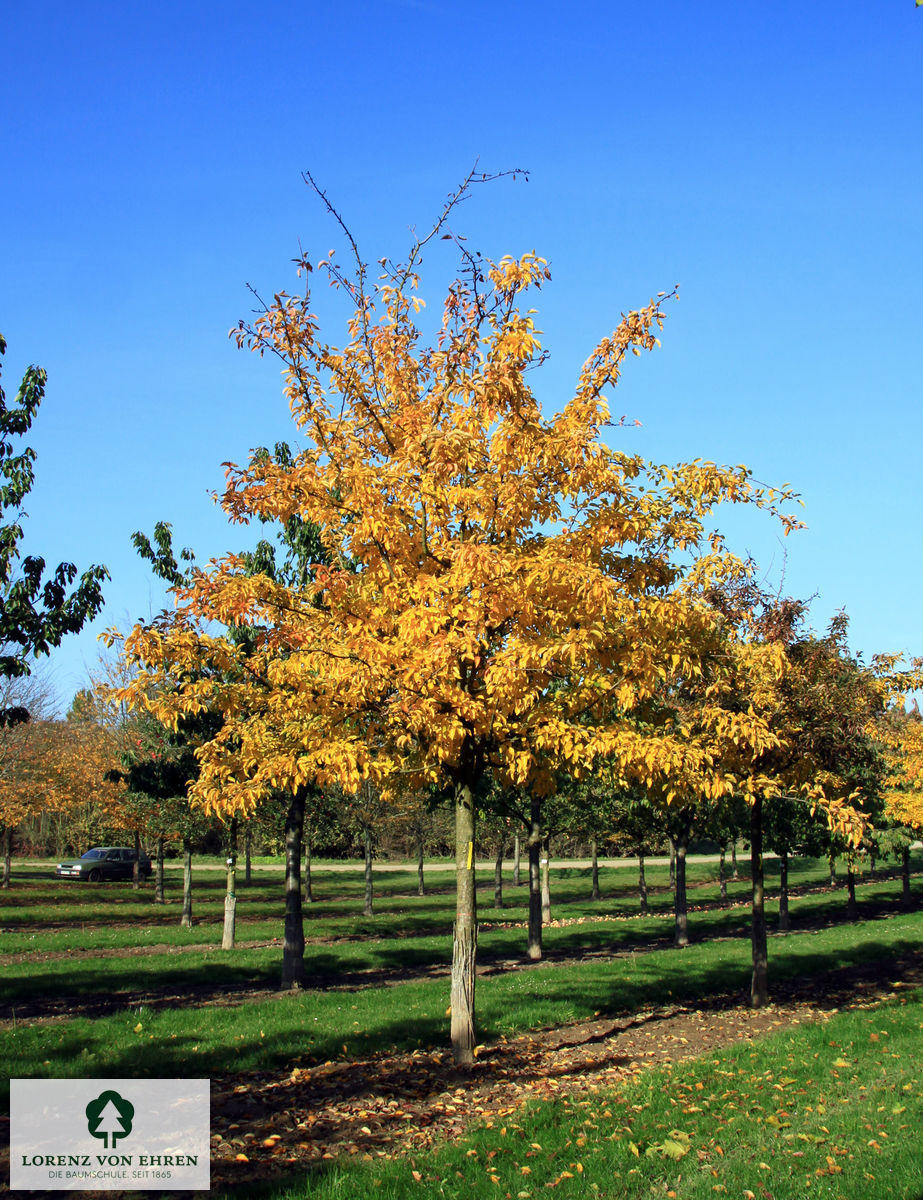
55, 847, 152, 882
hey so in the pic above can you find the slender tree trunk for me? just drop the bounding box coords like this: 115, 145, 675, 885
846, 864, 857, 921
132, 829, 141, 891
181, 839, 193, 928
222, 818, 238, 951
417, 830, 425, 897
541, 835, 552, 926
450, 779, 477, 1065
304, 836, 314, 904
154, 836, 165, 904
673, 829, 689, 948
281, 788, 306, 989
750, 797, 769, 1007
902, 845, 911, 909
1, 826, 11, 889
669, 838, 676, 889
363, 827, 374, 916
513, 834, 521, 887
719, 845, 728, 906
527, 797, 542, 960
494, 837, 504, 908
731, 840, 739, 880
778, 849, 790, 932
828, 850, 837, 887
869, 847, 877, 875
590, 837, 600, 901
638, 851, 648, 916
244, 823, 252, 886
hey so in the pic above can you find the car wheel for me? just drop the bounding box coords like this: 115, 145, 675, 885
87, 868, 101, 883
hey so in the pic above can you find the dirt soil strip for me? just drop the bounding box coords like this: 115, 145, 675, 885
206, 953, 923, 1194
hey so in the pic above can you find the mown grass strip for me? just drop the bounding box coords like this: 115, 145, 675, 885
4, 853, 917, 948
2, 871, 919, 1007
3, 908, 922, 1106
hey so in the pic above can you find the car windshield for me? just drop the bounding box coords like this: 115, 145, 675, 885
80, 850, 106, 860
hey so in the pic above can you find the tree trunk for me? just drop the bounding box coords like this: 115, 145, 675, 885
541, 835, 552, 926
244, 823, 252, 886
181, 840, 193, 928
672, 831, 689, 948
527, 798, 542, 960
132, 829, 141, 891
513, 834, 521, 887
281, 788, 306, 989
828, 850, 837, 887
638, 851, 648, 916
846, 864, 857, 921
731, 840, 739, 880
1, 826, 11, 889
363, 826, 374, 916
417, 830, 425, 897
450, 779, 477, 1065
494, 837, 504, 908
778, 849, 790, 932
719, 845, 728, 906
669, 838, 676, 889
154, 836, 165, 904
590, 837, 600, 901
304, 836, 314, 904
750, 797, 769, 1007
222, 817, 238, 950
902, 845, 911, 909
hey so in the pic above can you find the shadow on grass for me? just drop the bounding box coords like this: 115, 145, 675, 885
497, 932, 923, 1032
5, 924, 922, 1094
0, 956, 283, 1016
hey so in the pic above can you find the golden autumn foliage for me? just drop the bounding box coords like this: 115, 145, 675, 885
112, 273, 801, 813
877, 706, 923, 835
856, 655, 923, 835
0, 715, 123, 831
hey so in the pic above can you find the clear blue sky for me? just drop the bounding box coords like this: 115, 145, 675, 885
1, 1, 921, 711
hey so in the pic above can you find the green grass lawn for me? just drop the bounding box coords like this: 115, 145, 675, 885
2, 851, 921, 1199
3, 902, 922, 1099
1, 857, 920, 1005
2, 851, 917, 947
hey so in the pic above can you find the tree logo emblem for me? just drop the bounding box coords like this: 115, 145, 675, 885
85, 1090, 135, 1149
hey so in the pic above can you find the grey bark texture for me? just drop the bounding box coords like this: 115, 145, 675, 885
750, 798, 769, 1008
181, 841, 193, 928
450, 781, 477, 1065
281, 788, 306, 989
